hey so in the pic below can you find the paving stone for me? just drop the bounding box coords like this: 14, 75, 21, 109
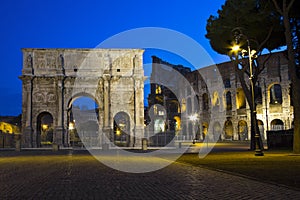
0, 151, 299, 199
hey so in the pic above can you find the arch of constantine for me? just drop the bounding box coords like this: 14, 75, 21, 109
20, 48, 145, 148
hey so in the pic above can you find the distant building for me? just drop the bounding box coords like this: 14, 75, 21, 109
0, 122, 21, 134
147, 56, 191, 137
147, 51, 293, 141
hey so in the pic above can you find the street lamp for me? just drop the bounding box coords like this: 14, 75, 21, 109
233, 30, 264, 156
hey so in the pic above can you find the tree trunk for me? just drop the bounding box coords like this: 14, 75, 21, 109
250, 106, 264, 150
236, 68, 263, 150
281, 4, 300, 154
293, 81, 300, 154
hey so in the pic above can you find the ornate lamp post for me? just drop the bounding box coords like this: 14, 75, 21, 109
232, 29, 264, 156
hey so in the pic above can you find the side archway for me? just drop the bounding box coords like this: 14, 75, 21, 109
224, 120, 233, 140
271, 119, 284, 130
238, 120, 248, 140
173, 116, 181, 135
212, 122, 221, 141
202, 122, 209, 140
257, 120, 265, 140
36, 112, 54, 147
113, 112, 131, 147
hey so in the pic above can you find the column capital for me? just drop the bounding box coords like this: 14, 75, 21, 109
103, 74, 111, 81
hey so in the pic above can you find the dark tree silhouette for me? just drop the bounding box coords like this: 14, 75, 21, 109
206, 0, 286, 150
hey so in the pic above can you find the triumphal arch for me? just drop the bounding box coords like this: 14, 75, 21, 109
20, 48, 145, 148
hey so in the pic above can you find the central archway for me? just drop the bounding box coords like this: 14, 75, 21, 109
68, 95, 100, 148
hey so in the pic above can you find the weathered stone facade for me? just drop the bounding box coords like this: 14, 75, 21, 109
211, 52, 293, 141
148, 52, 293, 142
147, 56, 226, 143
20, 48, 145, 148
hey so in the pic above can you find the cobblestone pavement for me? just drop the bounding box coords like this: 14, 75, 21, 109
0, 150, 299, 200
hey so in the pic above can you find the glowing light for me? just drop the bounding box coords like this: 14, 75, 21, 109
189, 114, 198, 122
232, 45, 240, 52
69, 122, 75, 130
42, 124, 48, 131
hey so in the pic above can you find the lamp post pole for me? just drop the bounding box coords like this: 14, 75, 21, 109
246, 39, 264, 156
233, 29, 264, 156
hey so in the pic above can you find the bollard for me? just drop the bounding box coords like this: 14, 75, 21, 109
15, 134, 21, 152
142, 138, 148, 151
15, 140, 21, 152
52, 143, 59, 151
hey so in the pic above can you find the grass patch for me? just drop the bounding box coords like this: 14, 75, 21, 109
177, 150, 300, 189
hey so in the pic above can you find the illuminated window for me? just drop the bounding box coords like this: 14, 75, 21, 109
154, 119, 165, 133
212, 91, 219, 106
202, 122, 208, 137
158, 111, 164, 116
290, 83, 293, 106
153, 105, 158, 115
236, 88, 246, 109
181, 99, 186, 112
155, 85, 162, 94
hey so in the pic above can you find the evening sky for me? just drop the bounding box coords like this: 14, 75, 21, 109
0, 0, 228, 116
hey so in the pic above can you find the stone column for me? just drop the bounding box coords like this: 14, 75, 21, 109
54, 78, 64, 147
103, 74, 112, 146
131, 77, 143, 147
54, 127, 63, 147
23, 77, 33, 148
63, 108, 69, 147
97, 109, 103, 147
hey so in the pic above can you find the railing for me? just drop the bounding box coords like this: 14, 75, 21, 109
271, 125, 284, 131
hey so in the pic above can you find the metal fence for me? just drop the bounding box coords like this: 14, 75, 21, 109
148, 132, 176, 147
267, 129, 293, 149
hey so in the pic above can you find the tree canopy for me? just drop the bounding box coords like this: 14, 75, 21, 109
206, 0, 286, 56
206, 0, 300, 152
